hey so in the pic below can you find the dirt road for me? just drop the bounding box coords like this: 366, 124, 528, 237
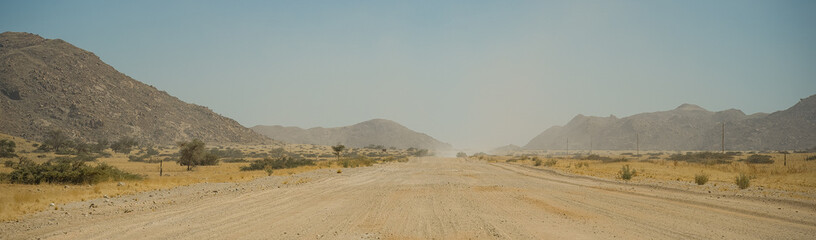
2, 157, 815, 239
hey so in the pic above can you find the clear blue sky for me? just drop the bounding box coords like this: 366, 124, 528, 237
2, 1, 815, 150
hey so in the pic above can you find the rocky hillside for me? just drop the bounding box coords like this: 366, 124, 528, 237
524, 95, 816, 151
0, 32, 269, 145
251, 119, 452, 150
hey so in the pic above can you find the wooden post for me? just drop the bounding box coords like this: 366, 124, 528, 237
566, 138, 569, 155
721, 122, 725, 153
636, 133, 639, 156
784, 153, 787, 167
160, 159, 163, 176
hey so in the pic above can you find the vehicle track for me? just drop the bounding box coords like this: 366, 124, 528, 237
2, 157, 814, 239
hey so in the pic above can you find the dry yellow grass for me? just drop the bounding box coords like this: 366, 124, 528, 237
0, 136, 399, 221
493, 151, 816, 194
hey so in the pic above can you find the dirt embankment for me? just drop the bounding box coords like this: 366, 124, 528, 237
2, 157, 815, 239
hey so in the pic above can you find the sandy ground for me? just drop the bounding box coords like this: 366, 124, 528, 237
2, 157, 815, 239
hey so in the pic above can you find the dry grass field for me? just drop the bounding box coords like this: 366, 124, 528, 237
0, 133, 410, 221
486, 150, 816, 199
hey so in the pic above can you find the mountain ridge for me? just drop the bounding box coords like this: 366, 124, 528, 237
524, 95, 816, 150
251, 119, 452, 150
0, 32, 270, 145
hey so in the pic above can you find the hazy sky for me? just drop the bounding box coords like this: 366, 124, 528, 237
2, 1, 815, 150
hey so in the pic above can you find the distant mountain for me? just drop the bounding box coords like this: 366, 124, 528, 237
524, 95, 816, 151
251, 119, 452, 150
491, 144, 522, 155
0, 32, 270, 145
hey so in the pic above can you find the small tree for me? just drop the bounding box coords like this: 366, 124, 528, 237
0, 140, 17, 158
111, 137, 138, 154
39, 130, 73, 153
177, 139, 219, 171
332, 144, 345, 161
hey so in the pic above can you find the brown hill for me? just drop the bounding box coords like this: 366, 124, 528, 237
524, 95, 816, 151
0, 32, 269, 145
251, 119, 452, 150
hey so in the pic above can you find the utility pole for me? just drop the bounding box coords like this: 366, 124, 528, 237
721, 122, 725, 153
160, 159, 163, 176
566, 138, 569, 155
636, 133, 640, 156
589, 137, 592, 155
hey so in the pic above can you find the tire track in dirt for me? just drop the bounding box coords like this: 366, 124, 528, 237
2, 157, 815, 239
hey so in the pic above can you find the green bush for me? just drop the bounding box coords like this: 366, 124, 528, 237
618, 164, 636, 180
240, 156, 314, 171
0, 140, 17, 158
177, 139, 219, 170
6, 157, 141, 184
37, 130, 74, 153
745, 154, 773, 164
735, 173, 750, 189
668, 152, 732, 164
111, 137, 139, 154
694, 173, 709, 185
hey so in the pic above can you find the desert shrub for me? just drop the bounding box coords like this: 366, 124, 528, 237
543, 159, 557, 167
37, 130, 74, 153
221, 158, 248, 163
340, 156, 376, 168
66, 152, 98, 162
456, 152, 468, 158
0, 140, 18, 158
585, 154, 619, 162
725, 151, 742, 156
735, 173, 750, 189
381, 156, 409, 163
209, 147, 243, 159
110, 137, 139, 154
745, 154, 773, 164
667, 152, 732, 164
694, 173, 709, 185
177, 139, 219, 170
618, 165, 636, 180
128, 154, 148, 162
146, 147, 160, 156
621, 152, 633, 156
407, 147, 430, 157
534, 157, 542, 166
806, 155, 816, 161
575, 162, 589, 168
6, 157, 141, 184
647, 156, 659, 160
604, 158, 629, 163
3, 160, 15, 168
240, 156, 314, 171
365, 144, 386, 150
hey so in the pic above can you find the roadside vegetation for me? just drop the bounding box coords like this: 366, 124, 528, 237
0, 132, 420, 221
489, 150, 815, 193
